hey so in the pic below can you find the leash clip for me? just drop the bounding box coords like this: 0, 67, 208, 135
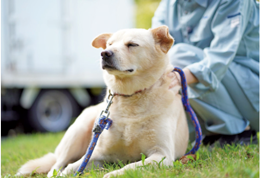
93, 90, 114, 133
100, 90, 114, 120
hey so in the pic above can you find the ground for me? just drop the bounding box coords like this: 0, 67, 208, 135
1, 132, 259, 178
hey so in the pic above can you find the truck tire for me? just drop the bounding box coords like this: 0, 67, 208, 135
28, 90, 78, 132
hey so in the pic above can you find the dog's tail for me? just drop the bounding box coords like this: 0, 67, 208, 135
16, 153, 56, 175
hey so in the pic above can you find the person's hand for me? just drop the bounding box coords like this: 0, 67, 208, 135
168, 71, 181, 89
168, 68, 199, 90
183, 68, 198, 85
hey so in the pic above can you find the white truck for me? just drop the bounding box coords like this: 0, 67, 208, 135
1, 0, 134, 133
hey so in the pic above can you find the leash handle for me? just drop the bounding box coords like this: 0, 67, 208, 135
173, 67, 202, 154
74, 116, 112, 176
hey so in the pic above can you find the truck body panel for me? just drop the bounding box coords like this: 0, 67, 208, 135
2, 0, 134, 88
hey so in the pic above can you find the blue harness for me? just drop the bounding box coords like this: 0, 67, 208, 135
74, 67, 202, 176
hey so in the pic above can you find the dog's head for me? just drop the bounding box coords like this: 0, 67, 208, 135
92, 25, 174, 94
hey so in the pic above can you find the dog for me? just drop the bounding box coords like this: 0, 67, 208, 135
16, 25, 189, 178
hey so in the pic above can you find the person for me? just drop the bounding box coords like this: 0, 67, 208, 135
152, 0, 259, 146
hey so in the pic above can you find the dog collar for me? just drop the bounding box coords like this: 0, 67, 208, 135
113, 88, 146, 97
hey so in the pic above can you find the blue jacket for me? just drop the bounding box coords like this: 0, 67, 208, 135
152, 0, 259, 111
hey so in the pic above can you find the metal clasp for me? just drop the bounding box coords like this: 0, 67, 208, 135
100, 90, 114, 120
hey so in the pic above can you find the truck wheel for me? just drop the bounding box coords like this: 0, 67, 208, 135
28, 90, 78, 132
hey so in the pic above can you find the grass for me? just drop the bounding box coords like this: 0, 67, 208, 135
1, 132, 64, 177
1, 132, 259, 178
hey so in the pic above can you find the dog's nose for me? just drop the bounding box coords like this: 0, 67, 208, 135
101, 50, 114, 58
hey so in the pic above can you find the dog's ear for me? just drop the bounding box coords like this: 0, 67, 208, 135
92, 33, 112, 49
151, 25, 174, 53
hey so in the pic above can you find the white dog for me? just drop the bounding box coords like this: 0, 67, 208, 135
17, 25, 189, 178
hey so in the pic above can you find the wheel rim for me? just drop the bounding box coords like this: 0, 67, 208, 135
35, 91, 73, 132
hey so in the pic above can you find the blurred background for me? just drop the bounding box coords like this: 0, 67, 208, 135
1, 0, 161, 136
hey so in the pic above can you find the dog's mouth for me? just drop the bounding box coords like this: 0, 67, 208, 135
102, 60, 118, 71
102, 63, 134, 73
102, 64, 117, 71
101, 52, 135, 73
125, 69, 134, 72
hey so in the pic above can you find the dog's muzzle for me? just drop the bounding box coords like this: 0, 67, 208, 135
101, 50, 117, 70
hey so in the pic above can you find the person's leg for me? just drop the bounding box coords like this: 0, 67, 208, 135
223, 62, 259, 132
169, 43, 258, 144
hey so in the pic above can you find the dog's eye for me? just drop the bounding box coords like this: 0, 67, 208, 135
127, 43, 139, 47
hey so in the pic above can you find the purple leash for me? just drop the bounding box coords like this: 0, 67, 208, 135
173, 67, 202, 154
74, 67, 202, 176
74, 115, 112, 176
74, 92, 114, 176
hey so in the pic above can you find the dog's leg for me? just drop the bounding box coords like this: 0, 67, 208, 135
60, 154, 105, 176
103, 152, 172, 178
47, 158, 68, 177
47, 104, 103, 177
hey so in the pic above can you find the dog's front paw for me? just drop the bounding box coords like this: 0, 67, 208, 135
61, 163, 78, 176
47, 171, 53, 178
103, 170, 124, 178
47, 169, 63, 178
15, 172, 24, 177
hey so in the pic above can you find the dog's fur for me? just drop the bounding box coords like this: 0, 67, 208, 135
17, 26, 189, 178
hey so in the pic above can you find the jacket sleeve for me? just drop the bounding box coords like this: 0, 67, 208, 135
187, 0, 251, 91
152, 0, 168, 28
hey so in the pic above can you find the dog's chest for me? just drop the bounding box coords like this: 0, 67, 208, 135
97, 90, 175, 160
105, 93, 171, 144
99, 119, 157, 161
113, 119, 157, 146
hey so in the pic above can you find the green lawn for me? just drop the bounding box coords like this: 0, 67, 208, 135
1, 132, 259, 178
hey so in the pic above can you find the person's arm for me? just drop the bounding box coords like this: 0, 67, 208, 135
186, 0, 251, 91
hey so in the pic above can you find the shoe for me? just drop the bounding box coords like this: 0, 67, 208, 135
203, 130, 258, 147
202, 134, 221, 145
